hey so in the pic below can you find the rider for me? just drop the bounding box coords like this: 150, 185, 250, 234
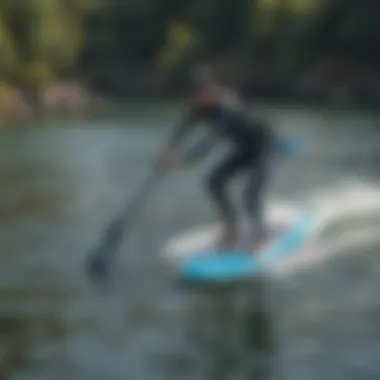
157, 66, 275, 250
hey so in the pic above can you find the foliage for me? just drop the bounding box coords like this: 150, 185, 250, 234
0, 0, 379, 95
0, 0, 99, 90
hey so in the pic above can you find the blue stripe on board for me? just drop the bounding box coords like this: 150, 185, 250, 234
179, 212, 313, 282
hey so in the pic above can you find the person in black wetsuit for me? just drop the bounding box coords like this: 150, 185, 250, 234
157, 67, 275, 250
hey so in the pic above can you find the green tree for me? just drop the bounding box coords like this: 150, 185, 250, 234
0, 0, 99, 90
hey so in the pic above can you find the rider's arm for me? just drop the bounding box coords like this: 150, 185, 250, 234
186, 103, 232, 163
186, 130, 219, 163
165, 106, 200, 150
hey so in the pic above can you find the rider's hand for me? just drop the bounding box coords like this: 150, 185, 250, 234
156, 150, 183, 172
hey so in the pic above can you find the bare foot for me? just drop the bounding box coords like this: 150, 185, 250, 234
240, 231, 268, 252
215, 223, 239, 251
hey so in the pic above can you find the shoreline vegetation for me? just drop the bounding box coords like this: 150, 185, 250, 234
1, 74, 380, 128
0, 81, 106, 127
0, 0, 379, 126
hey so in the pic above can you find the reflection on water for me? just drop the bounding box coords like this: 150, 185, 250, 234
176, 280, 273, 380
0, 105, 379, 379
0, 313, 67, 379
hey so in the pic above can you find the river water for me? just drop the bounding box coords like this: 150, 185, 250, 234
0, 104, 380, 380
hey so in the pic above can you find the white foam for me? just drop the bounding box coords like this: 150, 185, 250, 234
162, 178, 380, 278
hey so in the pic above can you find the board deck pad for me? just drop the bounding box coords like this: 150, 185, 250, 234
168, 212, 313, 282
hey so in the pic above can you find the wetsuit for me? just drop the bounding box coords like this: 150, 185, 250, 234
166, 93, 275, 238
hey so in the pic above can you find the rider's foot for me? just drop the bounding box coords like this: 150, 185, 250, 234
215, 222, 239, 251
240, 229, 268, 252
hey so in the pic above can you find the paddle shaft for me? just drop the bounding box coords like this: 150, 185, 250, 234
106, 170, 162, 247
88, 169, 164, 278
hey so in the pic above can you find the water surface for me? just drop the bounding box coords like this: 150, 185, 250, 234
0, 104, 379, 380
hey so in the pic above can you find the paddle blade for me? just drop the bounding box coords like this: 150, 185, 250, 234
87, 247, 112, 284
86, 218, 124, 283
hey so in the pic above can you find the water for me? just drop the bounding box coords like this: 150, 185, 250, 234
0, 104, 380, 380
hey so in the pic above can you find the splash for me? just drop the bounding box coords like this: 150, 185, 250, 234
270, 178, 380, 277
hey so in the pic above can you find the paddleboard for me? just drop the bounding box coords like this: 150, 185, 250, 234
163, 205, 314, 283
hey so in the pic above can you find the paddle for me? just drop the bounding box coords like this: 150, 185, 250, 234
86, 168, 164, 284
86, 135, 303, 284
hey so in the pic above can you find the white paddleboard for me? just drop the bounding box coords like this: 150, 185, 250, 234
162, 204, 314, 282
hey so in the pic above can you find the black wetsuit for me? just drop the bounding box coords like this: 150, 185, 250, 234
167, 94, 275, 237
